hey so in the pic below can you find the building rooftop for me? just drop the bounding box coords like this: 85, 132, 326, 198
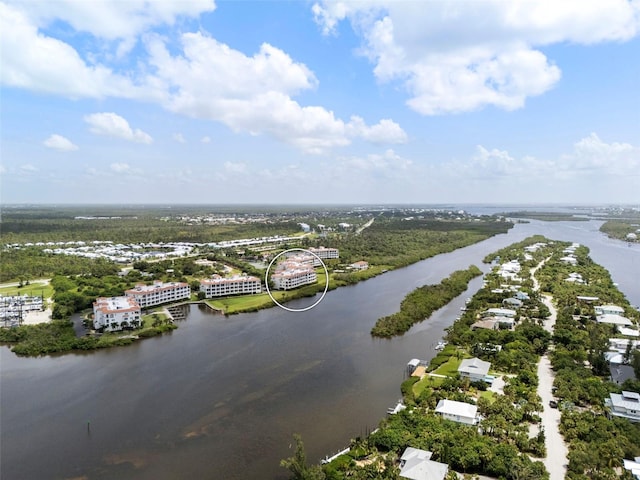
458, 357, 491, 376
435, 399, 478, 419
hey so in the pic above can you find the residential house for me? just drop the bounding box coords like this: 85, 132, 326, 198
399, 447, 448, 480
484, 308, 516, 318
605, 391, 640, 422
595, 305, 625, 316
458, 358, 491, 383
597, 314, 633, 327
610, 364, 636, 385
350, 260, 369, 270
435, 399, 479, 425
502, 298, 523, 308
471, 319, 499, 331
623, 457, 640, 480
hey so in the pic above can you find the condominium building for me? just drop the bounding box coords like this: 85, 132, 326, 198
200, 275, 261, 298
308, 247, 339, 266
125, 281, 191, 308
93, 296, 141, 332
271, 262, 317, 290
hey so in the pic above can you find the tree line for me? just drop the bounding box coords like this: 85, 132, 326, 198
371, 266, 482, 338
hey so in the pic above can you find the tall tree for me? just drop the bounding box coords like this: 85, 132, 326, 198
280, 434, 326, 480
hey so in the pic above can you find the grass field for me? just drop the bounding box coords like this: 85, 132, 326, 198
206, 291, 298, 314
0, 282, 53, 299
413, 375, 444, 396
433, 356, 464, 376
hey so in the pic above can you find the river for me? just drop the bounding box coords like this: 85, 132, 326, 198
1, 219, 639, 480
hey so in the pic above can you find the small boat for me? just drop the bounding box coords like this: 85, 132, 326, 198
387, 400, 406, 415
435, 341, 448, 351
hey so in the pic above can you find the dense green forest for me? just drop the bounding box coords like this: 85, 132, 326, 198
311, 218, 511, 268
1, 211, 511, 283
371, 265, 483, 338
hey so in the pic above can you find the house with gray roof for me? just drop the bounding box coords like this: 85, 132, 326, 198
399, 447, 448, 480
458, 357, 491, 382
605, 391, 640, 422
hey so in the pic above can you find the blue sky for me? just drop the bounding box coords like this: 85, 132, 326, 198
1, 0, 639, 204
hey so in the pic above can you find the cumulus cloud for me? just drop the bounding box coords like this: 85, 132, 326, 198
444, 133, 639, 181
2, 2, 407, 153
43, 134, 79, 151
312, 0, 640, 115
173, 133, 186, 143
145, 32, 406, 153
0, 3, 142, 99
84, 112, 153, 144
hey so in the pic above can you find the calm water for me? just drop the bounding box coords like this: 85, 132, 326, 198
1, 220, 639, 480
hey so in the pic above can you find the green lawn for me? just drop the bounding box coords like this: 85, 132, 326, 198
433, 356, 464, 376
141, 311, 169, 327
478, 390, 496, 403
413, 375, 444, 397
0, 282, 54, 299
207, 292, 294, 314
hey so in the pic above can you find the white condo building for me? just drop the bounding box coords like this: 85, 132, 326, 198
93, 296, 141, 332
308, 247, 339, 266
272, 267, 317, 290
125, 281, 191, 308
200, 275, 261, 298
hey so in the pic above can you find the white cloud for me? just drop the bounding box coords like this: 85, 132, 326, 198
110, 162, 131, 173
347, 116, 408, 144
84, 112, 153, 144
2, 3, 407, 153
173, 133, 186, 143
20, 164, 38, 172
146, 32, 407, 153
223, 161, 247, 174
443, 133, 639, 182
201, 136, 211, 144
0, 3, 142, 99
43, 134, 79, 151
340, 149, 412, 172
312, 0, 640, 115
6, 0, 216, 40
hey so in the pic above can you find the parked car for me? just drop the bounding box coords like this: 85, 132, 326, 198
549, 400, 558, 408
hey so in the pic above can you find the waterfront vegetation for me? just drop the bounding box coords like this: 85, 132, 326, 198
371, 265, 482, 338
505, 211, 589, 222
0, 317, 176, 356
311, 237, 556, 480
314, 236, 640, 479
600, 219, 640, 243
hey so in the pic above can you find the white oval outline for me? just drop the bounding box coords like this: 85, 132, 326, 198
264, 248, 329, 312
